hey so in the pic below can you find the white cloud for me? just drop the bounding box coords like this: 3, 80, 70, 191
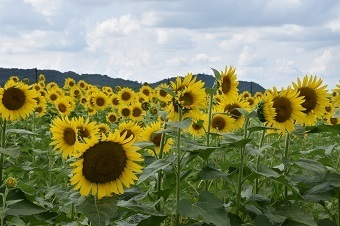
238, 46, 267, 67
192, 53, 220, 63
23, 0, 62, 16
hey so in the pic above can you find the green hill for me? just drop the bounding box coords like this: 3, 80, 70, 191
0, 67, 265, 94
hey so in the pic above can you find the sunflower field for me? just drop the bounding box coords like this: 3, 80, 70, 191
0, 67, 339, 226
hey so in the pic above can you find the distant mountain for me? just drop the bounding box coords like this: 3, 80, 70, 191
0, 67, 265, 94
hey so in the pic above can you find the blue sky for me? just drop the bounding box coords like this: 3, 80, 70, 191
1, 0, 339, 89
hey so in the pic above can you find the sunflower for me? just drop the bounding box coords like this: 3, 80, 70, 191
186, 113, 208, 138
130, 102, 144, 120
50, 117, 80, 159
106, 112, 118, 124
245, 96, 258, 111
326, 115, 339, 125
139, 121, 174, 156
39, 74, 45, 82
156, 83, 172, 103
136, 92, 149, 104
118, 87, 136, 105
210, 113, 235, 134
54, 97, 72, 117
241, 91, 252, 99
33, 83, 42, 92
69, 131, 143, 199
110, 94, 120, 107
217, 95, 248, 130
70, 86, 82, 99
118, 121, 143, 142
254, 91, 263, 100
260, 87, 306, 133
78, 80, 88, 90
74, 116, 99, 140
98, 123, 110, 135
218, 66, 239, 99
177, 81, 206, 110
171, 72, 203, 92
46, 82, 58, 90
292, 75, 329, 125
0, 80, 37, 121
34, 95, 47, 117
139, 85, 153, 99
47, 89, 61, 103
91, 91, 109, 111
119, 105, 132, 118
64, 77, 76, 89
331, 83, 340, 108
8, 76, 20, 83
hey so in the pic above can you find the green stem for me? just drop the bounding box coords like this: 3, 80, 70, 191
32, 113, 36, 164
0, 120, 7, 183
338, 188, 340, 226
205, 91, 214, 191
284, 132, 290, 200
235, 117, 249, 215
255, 130, 266, 193
175, 108, 182, 226
156, 122, 168, 211
70, 203, 75, 220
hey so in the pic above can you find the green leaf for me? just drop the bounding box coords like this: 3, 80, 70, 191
295, 158, 326, 176
118, 200, 166, 217
247, 126, 278, 134
0, 147, 20, 158
263, 208, 286, 224
185, 142, 219, 161
211, 67, 221, 80
196, 165, 229, 181
318, 218, 337, 226
326, 172, 340, 187
306, 124, 340, 134
178, 199, 197, 218
137, 215, 167, 226
6, 199, 23, 206
180, 191, 230, 226
137, 157, 175, 185
194, 191, 230, 226
6, 216, 26, 226
248, 164, 280, 178
166, 117, 192, 129
6, 129, 37, 135
160, 87, 177, 97
17, 184, 37, 196
77, 196, 118, 226
277, 203, 317, 226
303, 182, 334, 202
5, 197, 46, 216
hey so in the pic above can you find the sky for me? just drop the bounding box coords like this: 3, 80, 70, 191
1, 0, 340, 90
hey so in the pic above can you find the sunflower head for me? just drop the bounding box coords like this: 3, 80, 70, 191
218, 66, 239, 98
0, 81, 37, 121
70, 131, 143, 199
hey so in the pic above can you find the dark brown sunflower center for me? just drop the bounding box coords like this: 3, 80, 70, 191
141, 102, 150, 111
82, 141, 127, 183
74, 90, 80, 96
81, 98, 87, 104
247, 98, 254, 105
160, 89, 167, 97
58, 103, 67, 113
224, 104, 241, 119
273, 97, 293, 123
221, 77, 231, 94
122, 92, 131, 101
330, 117, 338, 125
132, 108, 142, 117
211, 116, 226, 130
63, 128, 77, 145
80, 83, 85, 88
179, 92, 194, 107
78, 126, 90, 138
50, 94, 57, 101
120, 129, 134, 140
121, 108, 130, 117
2, 87, 26, 111
299, 87, 317, 113
35, 106, 42, 113
69, 81, 74, 86
143, 89, 150, 96
96, 97, 105, 107
108, 114, 117, 122
192, 123, 202, 130
112, 98, 119, 105
99, 126, 108, 134
151, 133, 162, 146
325, 106, 331, 112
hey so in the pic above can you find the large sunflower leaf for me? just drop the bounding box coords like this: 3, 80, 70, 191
137, 156, 176, 185
77, 195, 118, 226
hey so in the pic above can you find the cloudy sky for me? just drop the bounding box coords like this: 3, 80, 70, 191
1, 0, 340, 89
